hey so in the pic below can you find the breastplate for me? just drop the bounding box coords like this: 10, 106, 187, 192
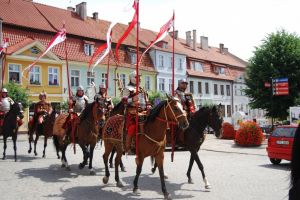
1, 98, 11, 113
74, 96, 86, 113
138, 91, 146, 109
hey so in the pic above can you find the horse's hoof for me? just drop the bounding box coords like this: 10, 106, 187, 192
57, 156, 61, 159
66, 166, 71, 171
188, 178, 194, 184
164, 193, 172, 200
151, 168, 156, 174
28, 150, 31, 154
42, 154, 46, 158
116, 181, 124, 188
103, 176, 109, 184
121, 167, 126, 172
205, 184, 212, 189
109, 163, 113, 168
34, 152, 38, 156
61, 164, 66, 168
164, 173, 168, 179
79, 163, 85, 169
2, 157, 5, 160
133, 188, 141, 195
89, 169, 96, 175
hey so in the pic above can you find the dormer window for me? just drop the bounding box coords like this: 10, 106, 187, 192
155, 41, 168, 49
129, 52, 137, 65
30, 47, 40, 54
191, 61, 204, 72
215, 66, 225, 75
84, 43, 94, 56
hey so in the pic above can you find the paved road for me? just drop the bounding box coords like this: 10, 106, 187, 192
0, 134, 291, 200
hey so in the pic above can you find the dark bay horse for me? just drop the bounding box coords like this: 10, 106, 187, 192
53, 101, 104, 175
152, 105, 223, 189
289, 124, 300, 199
102, 95, 189, 199
28, 109, 59, 158
2, 103, 24, 161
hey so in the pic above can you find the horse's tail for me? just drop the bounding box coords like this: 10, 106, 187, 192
53, 135, 60, 152
291, 124, 300, 188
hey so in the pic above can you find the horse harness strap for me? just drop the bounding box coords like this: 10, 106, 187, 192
138, 133, 166, 155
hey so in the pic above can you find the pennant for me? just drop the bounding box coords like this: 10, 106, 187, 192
139, 13, 174, 64
88, 21, 116, 72
115, 0, 138, 64
0, 38, 9, 56
23, 28, 66, 75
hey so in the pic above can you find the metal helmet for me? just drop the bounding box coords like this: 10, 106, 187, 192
129, 71, 136, 84
99, 83, 106, 89
178, 78, 188, 85
77, 85, 84, 91
1, 88, 8, 93
39, 91, 47, 100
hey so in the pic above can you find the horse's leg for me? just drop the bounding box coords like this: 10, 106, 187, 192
186, 152, 195, 184
120, 157, 126, 172
151, 156, 157, 173
13, 132, 17, 162
192, 150, 211, 189
133, 156, 145, 194
102, 141, 113, 184
109, 147, 115, 168
156, 154, 171, 200
42, 136, 47, 158
33, 130, 39, 156
28, 131, 33, 154
88, 144, 96, 175
115, 144, 124, 187
61, 143, 70, 171
2, 135, 7, 160
79, 144, 88, 169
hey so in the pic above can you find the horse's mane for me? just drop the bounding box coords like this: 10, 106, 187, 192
112, 102, 123, 113
80, 102, 94, 121
291, 124, 300, 187
146, 100, 167, 123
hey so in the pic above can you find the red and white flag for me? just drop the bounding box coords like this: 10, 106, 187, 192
115, 0, 138, 64
0, 38, 9, 56
139, 13, 174, 64
88, 21, 117, 72
23, 28, 66, 74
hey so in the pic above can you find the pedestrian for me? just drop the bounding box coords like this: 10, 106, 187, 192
289, 124, 300, 199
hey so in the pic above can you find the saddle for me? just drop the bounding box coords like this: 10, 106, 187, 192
137, 111, 147, 134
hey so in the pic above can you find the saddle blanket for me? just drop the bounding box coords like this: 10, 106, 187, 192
53, 113, 68, 137
103, 114, 124, 141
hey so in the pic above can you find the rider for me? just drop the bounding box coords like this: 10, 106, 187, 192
121, 71, 151, 153
32, 92, 52, 133
94, 83, 114, 117
0, 88, 14, 126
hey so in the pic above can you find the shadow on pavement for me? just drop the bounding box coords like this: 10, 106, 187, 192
259, 163, 290, 171
1, 154, 38, 162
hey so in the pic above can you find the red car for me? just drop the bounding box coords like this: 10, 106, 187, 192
266, 125, 297, 164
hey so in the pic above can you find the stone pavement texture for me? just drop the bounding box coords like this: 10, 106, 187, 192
0, 134, 291, 200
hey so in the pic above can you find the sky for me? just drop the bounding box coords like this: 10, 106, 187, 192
34, 0, 300, 61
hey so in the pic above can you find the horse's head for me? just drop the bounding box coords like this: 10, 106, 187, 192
10, 102, 24, 119
92, 101, 105, 121
207, 104, 223, 137
165, 94, 189, 129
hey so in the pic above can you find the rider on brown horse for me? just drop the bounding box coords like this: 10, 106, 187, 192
94, 83, 114, 118
32, 92, 52, 132
0, 88, 14, 126
121, 71, 151, 153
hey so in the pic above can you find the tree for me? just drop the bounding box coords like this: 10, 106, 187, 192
4, 82, 30, 109
245, 30, 300, 120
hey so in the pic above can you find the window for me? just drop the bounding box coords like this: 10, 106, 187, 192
235, 105, 238, 112
29, 66, 41, 85
101, 73, 107, 85
241, 104, 244, 112
159, 78, 165, 91
130, 52, 136, 65
214, 84, 218, 95
191, 61, 203, 71
87, 71, 95, 86
240, 86, 243, 95
158, 55, 164, 68
168, 79, 173, 92
216, 66, 225, 75
169, 57, 173, 69
205, 82, 209, 94
8, 64, 21, 84
234, 85, 237, 95
227, 105, 232, 117
226, 85, 230, 96
178, 58, 183, 70
48, 67, 59, 86
145, 76, 151, 90
221, 105, 225, 117
198, 82, 202, 94
84, 43, 94, 56
71, 70, 80, 87
120, 74, 126, 87
220, 85, 224, 95
189, 81, 194, 94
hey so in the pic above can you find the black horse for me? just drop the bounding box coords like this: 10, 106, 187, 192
2, 102, 24, 161
289, 124, 300, 200
152, 105, 223, 188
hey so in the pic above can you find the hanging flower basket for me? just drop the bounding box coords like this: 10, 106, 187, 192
235, 121, 265, 146
220, 122, 235, 139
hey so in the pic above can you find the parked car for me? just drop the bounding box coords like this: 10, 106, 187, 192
260, 124, 273, 135
266, 125, 297, 164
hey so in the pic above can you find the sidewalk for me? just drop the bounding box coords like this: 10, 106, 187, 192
201, 134, 268, 156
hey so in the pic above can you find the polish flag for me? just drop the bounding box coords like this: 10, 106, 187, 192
139, 13, 174, 64
0, 38, 9, 56
23, 28, 66, 74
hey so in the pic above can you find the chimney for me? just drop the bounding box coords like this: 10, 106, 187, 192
192, 29, 197, 50
219, 43, 224, 54
0, 18, 3, 46
67, 6, 75, 12
186, 31, 192, 47
224, 47, 228, 54
174, 30, 178, 39
76, 2, 87, 20
92, 12, 98, 20
200, 36, 208, 50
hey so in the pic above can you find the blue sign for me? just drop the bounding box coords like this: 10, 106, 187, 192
273, 78, 288, 83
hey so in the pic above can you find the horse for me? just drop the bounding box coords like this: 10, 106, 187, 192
28, 109, 59, 158
53, 101, 104, 175
102, 94, 189, 199
289, 124, 300, 199
2, 102, 24, 161
151, 105, 223, 190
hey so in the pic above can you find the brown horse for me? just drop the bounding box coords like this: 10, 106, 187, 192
28, 109, 59, 158
53, 101, 104, 175
102, 95, 189, 199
